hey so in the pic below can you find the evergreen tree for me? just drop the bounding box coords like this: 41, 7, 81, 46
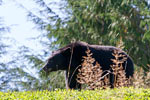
0, 3, 11, 91
15, 0, 150, 90
29, 0, 150, 69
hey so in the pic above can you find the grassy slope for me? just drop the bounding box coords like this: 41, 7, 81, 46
1, 87, 150, 100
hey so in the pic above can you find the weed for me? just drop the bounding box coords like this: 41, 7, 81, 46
111, 50, 130, 87
132, 67, 150, 88
77, 48, 110, 89
1, 87, 150, 100
77, 48, 131, 89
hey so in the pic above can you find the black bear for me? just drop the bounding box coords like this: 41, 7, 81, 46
42, 41, 134, 89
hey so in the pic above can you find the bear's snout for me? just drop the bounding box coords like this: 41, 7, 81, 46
42, 64, 53, 74
42, 66, 48, 72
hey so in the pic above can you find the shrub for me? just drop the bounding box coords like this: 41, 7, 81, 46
77, 48, 131, 89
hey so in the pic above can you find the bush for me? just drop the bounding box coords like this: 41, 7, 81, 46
1, 87, 150, 100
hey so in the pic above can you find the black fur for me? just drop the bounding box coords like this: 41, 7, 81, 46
42, 41, 134, 89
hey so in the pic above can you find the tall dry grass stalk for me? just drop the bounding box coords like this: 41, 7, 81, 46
111, 50, 130, 87
77, 48, 110, 89
132, 67, 150, 88
77, 48, 131, 89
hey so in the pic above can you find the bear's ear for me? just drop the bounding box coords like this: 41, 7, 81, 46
61, 47, 71, 57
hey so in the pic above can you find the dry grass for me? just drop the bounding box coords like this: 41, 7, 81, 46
132, 67, 150, 88
77, 48, 131, 89
111, 50, 130, 87
77, 49, 110, 89
77, 48, 150, 89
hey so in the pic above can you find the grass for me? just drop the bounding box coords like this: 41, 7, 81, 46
1, 87, 150, 100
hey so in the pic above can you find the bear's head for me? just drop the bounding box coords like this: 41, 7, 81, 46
42, 47, 71, 74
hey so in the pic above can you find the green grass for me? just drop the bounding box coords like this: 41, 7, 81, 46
1, 87, 150, 100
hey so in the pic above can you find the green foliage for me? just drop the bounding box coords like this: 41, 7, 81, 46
143, 31, 150, 42
52, 0, 150, 69
20, 0, 150, 90
1, 87, 150, 100
29, 0, 150, 69
18, 46, 66, 91
5, 46, 66, 91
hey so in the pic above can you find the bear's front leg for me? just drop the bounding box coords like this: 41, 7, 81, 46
65, 71, 81, 89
